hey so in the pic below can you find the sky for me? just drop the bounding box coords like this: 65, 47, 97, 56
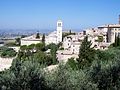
0, 0, 120, 31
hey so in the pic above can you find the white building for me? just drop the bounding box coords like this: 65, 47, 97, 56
57, 20, 63, 43
45, 31, 57, 45
98, 24, 120, 43
21, 34, 42, 46
63, 27, 109, 55
45, 20, 63, 45
63, 35, 83, 54
21, 20, 63, 46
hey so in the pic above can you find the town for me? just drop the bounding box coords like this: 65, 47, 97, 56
1, 0, 120, 89
0, 15, 120, 71
19, 15, 120, 61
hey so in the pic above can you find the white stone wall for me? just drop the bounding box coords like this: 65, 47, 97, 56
63, 37, 72, 49
57, 20, 62, 43
21, 40, 41, 46
111, 28, 120, 43
70, 43, 80, 54
0, 57, 15, 71
45, 36, 57, 45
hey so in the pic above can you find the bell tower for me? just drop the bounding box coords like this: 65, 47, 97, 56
57, 20, 63, 43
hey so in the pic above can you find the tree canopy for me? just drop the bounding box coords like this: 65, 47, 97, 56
77, 36, 95, 69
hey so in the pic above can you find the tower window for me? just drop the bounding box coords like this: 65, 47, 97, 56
58, 23, 61, 27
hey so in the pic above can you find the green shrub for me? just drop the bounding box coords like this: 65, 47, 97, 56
66, 58, 79, 70
0, 47, 17, 58
45, 64, 98, 90
0, 59, 49, 90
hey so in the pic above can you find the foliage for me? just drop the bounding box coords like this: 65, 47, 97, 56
0, 59, 49, 90
110, 35, 120, 48
27, 44, 35, 52
20, 43, 45, 53
88, 48, 120, 90
77, 36, 95, 69
1, 46, 120, 89
42, 33, 45, 44
21, 35, 27, 38
97, 36, 103, 42
18, 43, 55, 66
45, 43, 58, 64
15, 38, 21, 46
62, 31, 75, 41
57, 42, 63, 48
66, 58, 79, 70
0, 47, 17, 58
20, 45, 27, 51
59, 47, 64, 50
45, 64, 98, 90
50, 43, 58, 64
35, 43, 45, 52
36, 33, 40, 39
33, 51, 53, 66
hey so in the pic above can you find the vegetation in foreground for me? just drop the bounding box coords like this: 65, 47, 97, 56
0, 46, 17, 58
0, 36, 120, 90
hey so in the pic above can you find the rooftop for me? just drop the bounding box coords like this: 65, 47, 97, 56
98, 24, 120, 28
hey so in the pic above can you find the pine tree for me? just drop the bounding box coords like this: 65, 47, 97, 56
36, 33, 40, 39
77, 36, 95, 69
114, 35, 117, 47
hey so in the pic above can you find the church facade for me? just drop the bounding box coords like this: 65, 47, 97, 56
45, 20, 63, 45
21, 20, 63, 46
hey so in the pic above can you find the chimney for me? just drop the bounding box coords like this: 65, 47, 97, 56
119, 15, 120, 24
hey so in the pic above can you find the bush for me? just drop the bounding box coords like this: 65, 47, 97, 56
66, 58, 79, 70
0, 47, 17, 58
45, 64, 98, 90
59, 47, 64, 50
33, 51, 53, 66
0, 59, 49, 90
1, 44, 120, 90
88, 48, 120, 90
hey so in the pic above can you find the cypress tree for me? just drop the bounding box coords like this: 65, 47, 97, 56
113, 34, 120, 47
77, 36, 95, 69
42, 33, 45, 44
36, 33, 40, 39
114, 35, 117, 47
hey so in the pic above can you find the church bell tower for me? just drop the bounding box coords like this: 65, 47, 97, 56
57, 20, 63, 43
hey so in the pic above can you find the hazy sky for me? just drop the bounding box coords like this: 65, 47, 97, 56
0, 0, 120, 30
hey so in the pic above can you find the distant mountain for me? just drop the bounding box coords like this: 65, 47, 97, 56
0, 29, 54, 35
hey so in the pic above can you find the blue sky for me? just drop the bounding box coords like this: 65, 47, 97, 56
0, 0, 120, 30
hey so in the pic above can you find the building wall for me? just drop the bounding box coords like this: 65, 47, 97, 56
111, 28, 120, 43
70, 43, 80, 54
45, 36, 57, 45
63, 37, 72, 49
57, 20, 62, 43
98, 25, 120, 44
21, 40, 41, 46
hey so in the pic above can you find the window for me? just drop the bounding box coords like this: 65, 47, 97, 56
58, 23, 61, 27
